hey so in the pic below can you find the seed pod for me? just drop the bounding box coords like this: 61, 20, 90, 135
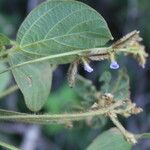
112, 30, 142, 49
67, 61, 78, 88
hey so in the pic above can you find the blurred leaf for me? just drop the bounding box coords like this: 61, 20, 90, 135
87, 128, 132, 150
9, 52, 53, 112
0, 33, 10, 48
0, 15, 16, 37
17, 0, 113, 64
75, 75, 97, 107
99, 71, 111, 93
44, 85, 79, 133
0, 63, 10, 92
46, 85, 78, 113
100, 69, 130, 101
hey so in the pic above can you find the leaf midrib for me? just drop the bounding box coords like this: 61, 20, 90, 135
21, 30, 108, 49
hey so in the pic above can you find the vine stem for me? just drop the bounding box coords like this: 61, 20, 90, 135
0, 140, 20, 150
0, 47, 114, 75
0, 85, 19, 100
135, 133, 150, 140
109, 112, 137, 144
0, 101, 123, 124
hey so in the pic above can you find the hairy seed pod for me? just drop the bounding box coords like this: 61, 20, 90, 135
112, 30, 142, 49
67, 62, 78, 88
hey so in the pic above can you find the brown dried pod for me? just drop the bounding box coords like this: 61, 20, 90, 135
67, 61, 78, 88
112, 30, 142, 49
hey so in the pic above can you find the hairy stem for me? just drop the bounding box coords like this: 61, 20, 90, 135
0, 101, 123, 124
109, 112, 137, 144
0, 140, 20, 150
136, 133, 150, 140
0, 47, 112, 75
0, 85, 19, 100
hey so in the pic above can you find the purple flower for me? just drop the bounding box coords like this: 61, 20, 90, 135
110, 61, 120, 69
83, 62, 93, 73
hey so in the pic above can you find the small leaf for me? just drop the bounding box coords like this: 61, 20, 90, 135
75, 75, 97, 107
87, 128, 132, 150
99, 69, 130, 101
0, 33, 10, 48
17, 0, 113, 64
0, 63, 11, 92
99, 71, 111, 92
9, 52, 53, 112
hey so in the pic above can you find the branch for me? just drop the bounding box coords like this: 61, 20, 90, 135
0, 140, 20, 150
0, 85, 19, 100
0, 101, 123, 124
0, 47, 111, 75
109, 112, 137, 144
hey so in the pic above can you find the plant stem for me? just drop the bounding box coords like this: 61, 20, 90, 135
136, 133, 150, 140
0, 101, 123, 124
0, 85, 19, 100
109, 112, 137, 144
0, 140, 20, 150
0, 47, 112, 75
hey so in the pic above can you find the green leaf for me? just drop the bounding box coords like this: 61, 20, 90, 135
0, 33, 10, 48
45, 85, 78, 113
87, 128, 132, 150
9, 52, 53, 112
75, 75, 97, 107
17, 0, 113, 64
44, 85, 78, 134
100, 69, 130, 101
0, 63, 10, 92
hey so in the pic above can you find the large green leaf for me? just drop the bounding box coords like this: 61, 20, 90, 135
9, 52, 53, 111
17, 0, 113, 64
99, 69, 130, 101
0, 63, 10, 92
87, 128, 132, 150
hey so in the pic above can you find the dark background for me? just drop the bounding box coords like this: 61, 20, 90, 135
0, 0, 149, 150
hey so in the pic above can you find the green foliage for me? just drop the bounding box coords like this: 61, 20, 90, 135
8, 0, 113, 111
44, 85, 78, 133
0, 15, 16, 37
0, 0, 149, 149
75, 75, 97, 108
100, 69, 130, 101
45, 85, 78, 113
0, 33, 10, 50
9, 52, 53, 111
17, 0, 113, 64
0, 63, 10, 92
87, 128, 132, 150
